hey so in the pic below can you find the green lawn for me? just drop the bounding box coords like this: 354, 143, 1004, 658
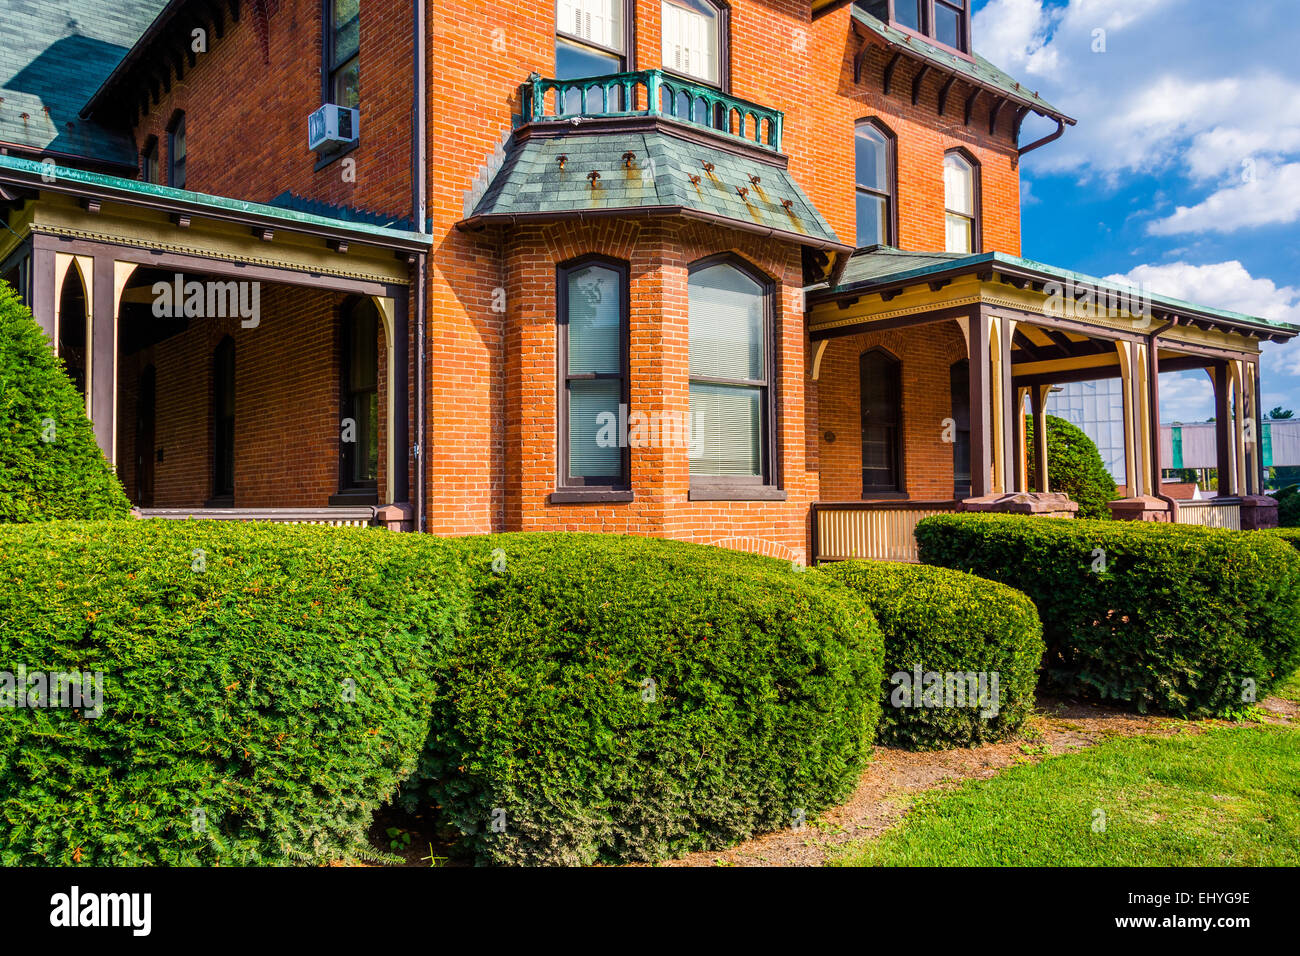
831, 725, 1300, 867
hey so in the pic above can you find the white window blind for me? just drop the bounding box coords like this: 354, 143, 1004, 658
558, 0, 623, 51
662, 0, 718, 84
688, 264, 765, 478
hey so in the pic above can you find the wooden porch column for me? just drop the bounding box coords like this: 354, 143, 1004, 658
29, 237, 57, 344
1115, 341, 1141, 497
997, 316, 1016, 493
1213, 362, 1233, 495
90, 256, 117, 466
1030, 383, 1049, 493
1231, 361, 1248, 495
1014, 386, 1029, 493
967, 306, 992, 497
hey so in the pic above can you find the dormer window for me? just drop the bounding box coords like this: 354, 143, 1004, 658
853, 0, 970, 56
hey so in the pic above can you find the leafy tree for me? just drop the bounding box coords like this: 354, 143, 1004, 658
1275, 485, 1300, 528
1269, 406, 1294, 420
0, 281, 130, 521
1025, 414, 1118, 519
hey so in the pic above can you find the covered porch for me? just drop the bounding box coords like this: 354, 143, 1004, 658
806, 248, 1295, 562
0, 155, 429, 530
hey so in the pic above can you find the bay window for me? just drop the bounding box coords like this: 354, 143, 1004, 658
556, 0, 628, 113
688, 257, 777, 495
557, 256, 629, 493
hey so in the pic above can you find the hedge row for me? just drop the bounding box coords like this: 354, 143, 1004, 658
821, 561, 1043, 750
402, 534, 885, 866
916, 514, 1300, 716
0, 521, 465, 865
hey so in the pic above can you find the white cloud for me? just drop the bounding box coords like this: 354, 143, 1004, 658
974, 0, 1300, 230
1148, 162, 1300, 235
1107, 260, 1300, 378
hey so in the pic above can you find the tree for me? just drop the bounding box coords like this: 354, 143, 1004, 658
1269, 406, 1294, 420
0, 281, 130, 521
1025, 414, 1118, 520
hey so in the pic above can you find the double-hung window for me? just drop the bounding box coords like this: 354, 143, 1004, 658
944, 150, 979, 253
327, 0, 360, 109
556, 0, 627, 113
167, 112, 186, 189
688, 258, 777, 495
855, 120, 895, 247
661, 0, 723, 87
557, 257, 629, 492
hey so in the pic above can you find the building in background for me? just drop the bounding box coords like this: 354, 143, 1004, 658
1046, 379, 1127, 485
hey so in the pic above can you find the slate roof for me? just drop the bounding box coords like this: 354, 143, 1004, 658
821, 246, 1299, 337
461, 124, 846, 250
850, 6, 1072, 124
0, 0, 167, 166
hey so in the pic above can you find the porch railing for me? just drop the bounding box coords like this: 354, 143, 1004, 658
520, 69, 784, 152
1171, 498, 1242, 530
812, 501, 961, 564
135, 507, 378, 528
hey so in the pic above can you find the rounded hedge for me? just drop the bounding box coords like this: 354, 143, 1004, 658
820, 561, 1044, 750
1025, 414, 1117, 520
404, 533, 885, 866
0, 521, 465, 865
916, 514, 1300, 716
0, 281, 130, 522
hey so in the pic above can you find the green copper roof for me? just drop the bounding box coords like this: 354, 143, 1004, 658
0, 153, 433, 247
850, 7, 1070, 123
462, 125, 845, 250
824, 246, 1299, 336
0, 0, 166, 166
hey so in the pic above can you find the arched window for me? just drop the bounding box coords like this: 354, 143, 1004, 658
167, 111, 187, 189
688, 257, 774, 491
212, 336, 235, 502
855, 120, 895, 247
949, 358, 970, 499
662, 0, 725, 87
944, 150, 979, 253
340, 299, 379, 499
860, 348, 902, 494
558, 256, 629, 491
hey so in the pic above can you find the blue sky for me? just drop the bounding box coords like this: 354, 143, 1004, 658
971, 0, 1300, 422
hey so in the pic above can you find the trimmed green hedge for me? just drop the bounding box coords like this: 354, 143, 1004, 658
0, 281, 130, 522
820, 561, 1043, 750
404, 533, 885, 866
0, 521, 465, 865
1025, 414, 1117, 519
1265, 526, 1300, 550
916, 514, 1300, 716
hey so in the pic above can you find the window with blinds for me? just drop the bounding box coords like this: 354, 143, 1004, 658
662, 0, 720, 86
558, 0, 623, 50
560, 260, 628, 485
688, 261, 769, 480
944, 151, 977, 254
556, 0, 626, 112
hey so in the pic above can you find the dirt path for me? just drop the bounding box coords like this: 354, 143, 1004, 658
649, 695, 1297, 868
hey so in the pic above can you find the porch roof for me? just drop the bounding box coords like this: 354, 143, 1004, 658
815, 246, 1300, 341
0, 153, 432, 252
457, 123, 849, 253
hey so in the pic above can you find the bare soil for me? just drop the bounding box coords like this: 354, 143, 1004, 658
369, 693, 1295, 868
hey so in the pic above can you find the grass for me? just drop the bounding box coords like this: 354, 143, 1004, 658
831, 725, 1300, 867
1275, 668, 1300, 704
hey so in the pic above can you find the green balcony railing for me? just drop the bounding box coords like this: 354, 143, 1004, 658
521, 70, 784, 153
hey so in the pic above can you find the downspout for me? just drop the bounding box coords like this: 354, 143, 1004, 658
1018, 116, 1069, 156
1148, 319, 1179, 522
413, 0, 428, 532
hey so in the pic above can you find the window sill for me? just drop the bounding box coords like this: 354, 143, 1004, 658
689, 484, 787, 502
330, 489, 379, 507
314, 140, 358, 172
548, 489, 634, 504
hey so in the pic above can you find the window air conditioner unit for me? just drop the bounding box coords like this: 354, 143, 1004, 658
307, 104, 359, 151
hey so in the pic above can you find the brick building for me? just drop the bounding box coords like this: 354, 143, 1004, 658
1, 0, 1292, 558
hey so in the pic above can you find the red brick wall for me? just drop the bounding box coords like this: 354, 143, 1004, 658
114, 285, 385, 509
133, 0, 413, 220
815, 319, 968, 501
